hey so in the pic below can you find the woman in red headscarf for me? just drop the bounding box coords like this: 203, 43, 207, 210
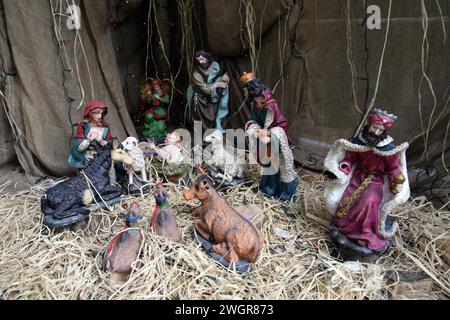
67, 100, 113, 169
324, 109, 410, 258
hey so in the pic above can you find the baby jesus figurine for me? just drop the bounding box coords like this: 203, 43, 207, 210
148, 132, 184, 165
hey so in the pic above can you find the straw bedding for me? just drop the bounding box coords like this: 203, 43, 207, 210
0, 167, 448, 300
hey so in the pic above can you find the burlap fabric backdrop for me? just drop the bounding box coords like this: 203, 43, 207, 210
0, 0, 448, 182
0, 0, 136, 180
205, 0, 450, 173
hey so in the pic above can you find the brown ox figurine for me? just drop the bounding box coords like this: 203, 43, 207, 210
183, 176, 264, 263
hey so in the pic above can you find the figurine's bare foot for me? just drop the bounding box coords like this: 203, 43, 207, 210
82, 189, 94, 206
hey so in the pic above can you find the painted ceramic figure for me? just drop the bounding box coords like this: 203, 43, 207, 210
103, 201, 143, 277
242, 73, 299, 201
325, 108, 410, 261
140, 78, 171, 141
149, 132, 190, 183
68, 100, 113, 169
150, 182, 181, 242
203, 129, 245, 185
187, 50, 229, 132
120, 137, 148, 185
184, 176, 264, 271
149, 132, 184, 165
42, 143, 133, 228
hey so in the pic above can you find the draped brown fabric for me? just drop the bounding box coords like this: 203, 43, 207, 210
0, 1, 15, 167
0, 0, 448, 183
0, 0, 136, 181
205, 0, 450, 174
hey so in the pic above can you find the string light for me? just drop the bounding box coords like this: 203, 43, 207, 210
48, 0, 79, 145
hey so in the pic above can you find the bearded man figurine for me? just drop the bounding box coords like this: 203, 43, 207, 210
187, 50, 230, 132
242, 73, 299, 202
324, 108, 410, 262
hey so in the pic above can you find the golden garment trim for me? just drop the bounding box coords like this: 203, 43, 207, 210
336, 173, 374, 218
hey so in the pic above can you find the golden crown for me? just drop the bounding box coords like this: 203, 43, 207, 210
239, 72, 255, 84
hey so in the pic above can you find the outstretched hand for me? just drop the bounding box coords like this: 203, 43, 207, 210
257, 129, 269, 139
390, 182, 404, 194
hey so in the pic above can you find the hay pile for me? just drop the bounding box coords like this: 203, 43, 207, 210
0, 169, 448, 300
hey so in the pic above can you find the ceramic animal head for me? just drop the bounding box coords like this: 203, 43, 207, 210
109, 138, 133, 165
183, 175, 215, 201
204, 130, 223, 146
111, 147, 133, 166
121, 137, 139, 152
122, 201, 140, 225
154, 182, 169, 205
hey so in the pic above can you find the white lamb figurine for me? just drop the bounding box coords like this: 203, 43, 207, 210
149, 132, 184, 165
203, 130, 245, 182
121, 137, 148, 185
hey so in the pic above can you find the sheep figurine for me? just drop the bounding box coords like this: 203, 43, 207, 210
120, 137, 148, 185
203, 130, 245, 182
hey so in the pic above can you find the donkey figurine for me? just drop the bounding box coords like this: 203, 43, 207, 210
41, 143, 133, 228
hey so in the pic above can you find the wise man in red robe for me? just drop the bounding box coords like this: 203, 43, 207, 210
242, 73, 298, 201
325, 108, 409, 260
